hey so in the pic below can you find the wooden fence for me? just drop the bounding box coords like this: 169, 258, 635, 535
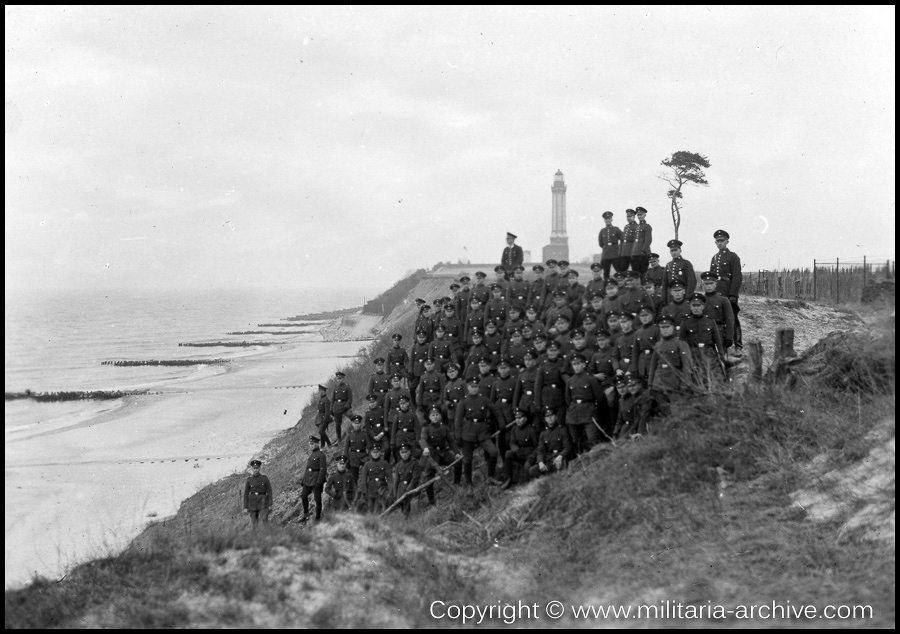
743, 258, 894, 303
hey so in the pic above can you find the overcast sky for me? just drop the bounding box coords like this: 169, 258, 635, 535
5, 6, 895, 291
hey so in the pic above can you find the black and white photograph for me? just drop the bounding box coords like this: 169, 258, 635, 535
5, 5, 894, 628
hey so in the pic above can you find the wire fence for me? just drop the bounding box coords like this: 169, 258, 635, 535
743, 258, 895, 303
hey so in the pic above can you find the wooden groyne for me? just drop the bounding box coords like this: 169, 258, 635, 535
5, 389, 151, 402
226, 331, 306, 336
100, 359, 231, 366
178, 341, 276, 347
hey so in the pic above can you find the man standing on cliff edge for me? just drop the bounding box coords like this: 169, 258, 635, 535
501, 232, 524, 280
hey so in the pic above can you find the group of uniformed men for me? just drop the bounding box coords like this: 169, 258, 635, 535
268, 214, 745, 522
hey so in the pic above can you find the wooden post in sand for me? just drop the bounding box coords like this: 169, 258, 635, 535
773, 328, 796, 363
747, 341, 764, 382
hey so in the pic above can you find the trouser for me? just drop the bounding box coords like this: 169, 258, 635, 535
363, 479, 389, 513
408, 377, 421, 406
421, 449, 462, 502
633, 255, 650, 280
328, 494, 354, 512
731, 299, 743, 349
503, 448, 536, 484
616, 255, 632, 273
247, 508, 269, 528
316, 422, 332, 447
600, 259, 616, 279
528, 455, 566, 479
461, 439, 498, 485
332, 410, 347, 441
300, 483, 324, 520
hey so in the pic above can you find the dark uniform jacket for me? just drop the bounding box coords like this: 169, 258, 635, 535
589, 346, 617, 387
703, 292, 736, 342
679, 314, 725, 357
243, 473, 273, 511
358, 457, 391, 497
393, 458, 422, 496
513, 366, 539, 415
534, 356, 569, 410
342, 428, 372, 468
386, 347, 410, 379
364, 406, 389, 445
648, 337, 694, 392
484, 299, 509, 330
528, 277, 547, 312
383, 388, 412, 426
325, 470, 356, 502
618, 288, 653, 318
441, 377, 467, 420
662, 257, 698, 299
621, 220, 638, 258
490, 374, 517, 422
613, 329, 637, 374
599, 225, 624, 261
390, 409, 420, 449
316, 395, 332, 427
634, 220, 653, 256
417, 370, 445, 409
455, 394, 504, 442
301, 449, 327, 487
582, 278, 607, 304
565, 372, 605, 426
366, 372, 391, 399
477, 371, 496, 399
501, 244, 524, 271
536, 425, 573, 463
502, 341, 529, 373
506, 279, 530, 309
632, 324, 661, 377
470, 283, 491, 306
408, 342, 431, 380
420, 422, 459, 454
710, 248, 742, 298
331, 383, 352, 414
659, 300, 693, 332
434, 314, 463, 346
428, 337, 461, 371
646, 264, 665, 289
508, 424, 539, 459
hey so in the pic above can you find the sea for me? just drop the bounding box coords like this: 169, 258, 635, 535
5, 286, 369, 395
4, 286, 373, 588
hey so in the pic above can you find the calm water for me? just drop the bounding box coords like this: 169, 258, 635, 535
4, 286, 369, 397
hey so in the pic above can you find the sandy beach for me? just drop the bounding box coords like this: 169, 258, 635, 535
5, 337, 371, 588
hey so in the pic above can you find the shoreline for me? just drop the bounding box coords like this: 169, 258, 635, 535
4, 312, 375, 589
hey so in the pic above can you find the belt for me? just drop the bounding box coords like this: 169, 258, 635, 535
427, 389, 439, 392
715, 321, 724, 326
306, 468, 319, 472
401, 427, 414, 432
468, 418, 484, 423
574, 399, 593, 404
549, 384, 558, 388
623, 357, 631, 363
371, 477, 383, 481
438, 355, 448, 359
644, 350, 652, 355
661, 363, 669, 368
525, 391, 533, 395
552, 449, 560, 454
402, 479, 412, 484
352, 449, 365, 453
698, 343, 706, 348
250, 491, 266, 495
500, 398, 509, 402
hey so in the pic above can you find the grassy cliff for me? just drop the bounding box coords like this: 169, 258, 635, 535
5, 284, 895, 628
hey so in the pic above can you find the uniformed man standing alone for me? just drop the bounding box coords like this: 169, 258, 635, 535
299, 436, 327, 522
501, 232, 524, 279
242, 458, 273, 529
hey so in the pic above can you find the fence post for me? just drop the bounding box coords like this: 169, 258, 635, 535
812, 259, 816, 300
836, 257, 840, 303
